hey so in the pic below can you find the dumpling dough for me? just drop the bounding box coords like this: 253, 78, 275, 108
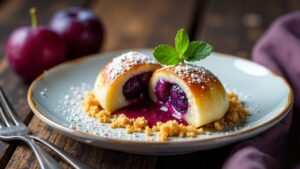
94, 51, 161, 112
149, 64, 229, 127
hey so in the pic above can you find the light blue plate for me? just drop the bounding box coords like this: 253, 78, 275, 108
28, 49, 293, 155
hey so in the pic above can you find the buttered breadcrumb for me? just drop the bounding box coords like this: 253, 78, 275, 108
110, 114, 148, 133
82, 92, 248, 141
208, 92, 248, 131
82, 92, 100, 116
82, 92, 111, 122
153, 121, 204, 141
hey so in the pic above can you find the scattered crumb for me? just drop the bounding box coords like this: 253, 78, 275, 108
82, 92, 248, 141
97, 110, 111, 123
153, 120, 204, 141
145, 126, 152, 136
207, 92, 249, 131
110, 114, 148, 133
82, 92, 100, 115
82, 92, 111, 122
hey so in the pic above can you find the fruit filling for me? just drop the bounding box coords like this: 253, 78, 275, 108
155, 80, 188, 112
122, 72, 152, 101
170, 84, 188, 112
120, 78, 189, 126
83, 91, 248, 141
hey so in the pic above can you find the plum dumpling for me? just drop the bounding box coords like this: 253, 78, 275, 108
94, 51, 161, 112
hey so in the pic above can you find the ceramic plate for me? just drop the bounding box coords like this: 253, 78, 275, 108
28, 49, 293, 155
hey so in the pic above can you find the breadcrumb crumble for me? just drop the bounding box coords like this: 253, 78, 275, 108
82, 92, 248, 141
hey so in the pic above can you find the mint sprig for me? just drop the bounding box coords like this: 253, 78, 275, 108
175, 28, 189, 57
153, 44, 181, 65
153, 28, 213, 66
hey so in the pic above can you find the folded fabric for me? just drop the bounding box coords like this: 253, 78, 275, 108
223, 11, 300, 169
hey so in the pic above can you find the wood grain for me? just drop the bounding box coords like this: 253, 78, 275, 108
90, 0, 198, 50
198, 0, 299, 59
5, 116, 158, 169
5, 0, 198, 168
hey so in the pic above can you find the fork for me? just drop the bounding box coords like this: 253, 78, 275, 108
0, 87, 91, 169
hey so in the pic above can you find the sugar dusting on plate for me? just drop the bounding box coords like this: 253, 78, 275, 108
52, 82, 258, 142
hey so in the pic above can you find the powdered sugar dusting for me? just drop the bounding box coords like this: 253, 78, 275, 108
52, 83, 257, 142
106, 51, 157, 80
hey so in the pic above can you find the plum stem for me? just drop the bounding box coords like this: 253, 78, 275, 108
30, 8, 38, 28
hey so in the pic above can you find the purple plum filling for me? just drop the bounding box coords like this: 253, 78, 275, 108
155, 80, 188, 112
115, 101, 188, 127
117, 78, 189, 126
122, 72, 152, 101
155, 80, 171, 101
170, 84, 189, 111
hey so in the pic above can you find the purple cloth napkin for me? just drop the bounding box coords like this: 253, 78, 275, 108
223, 11, 300, 169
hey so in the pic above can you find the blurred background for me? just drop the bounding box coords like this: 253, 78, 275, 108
1, 0, 300, 59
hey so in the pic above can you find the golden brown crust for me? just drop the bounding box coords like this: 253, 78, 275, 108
100, 62, 161, 86
156, 65, 223, 97
94, 53, 161, 112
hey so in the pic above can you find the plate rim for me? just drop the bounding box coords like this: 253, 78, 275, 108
27, 49, 294, 144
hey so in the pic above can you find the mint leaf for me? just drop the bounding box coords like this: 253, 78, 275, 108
175, 28, 189, 57
153, 44, 180, 65
153, 28, 213, 65
184, 41, 213, 62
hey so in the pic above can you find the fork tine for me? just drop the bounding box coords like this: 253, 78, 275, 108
0, 103, 12, 127
0, 87, 20, 126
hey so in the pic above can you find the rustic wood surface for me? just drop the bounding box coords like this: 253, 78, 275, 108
0, 0, 85, 167
0, 0, 299, 168
200, 0, 300, 58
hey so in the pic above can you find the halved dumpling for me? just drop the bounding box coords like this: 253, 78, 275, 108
149, 64, 229, 127
94, 51, 161, 112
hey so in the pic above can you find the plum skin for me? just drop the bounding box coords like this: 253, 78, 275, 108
49, 7, 104, 59
5, 26, 66, 80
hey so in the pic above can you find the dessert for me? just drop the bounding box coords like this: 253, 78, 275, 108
82, 92, 247, 141
83, 28, 248, 141
149, 64, 229, 127
94, 51, 161, 112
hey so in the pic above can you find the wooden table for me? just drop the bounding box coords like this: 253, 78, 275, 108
0, 0, 299, 168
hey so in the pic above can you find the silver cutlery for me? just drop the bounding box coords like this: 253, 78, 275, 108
0, 87, 91, 169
